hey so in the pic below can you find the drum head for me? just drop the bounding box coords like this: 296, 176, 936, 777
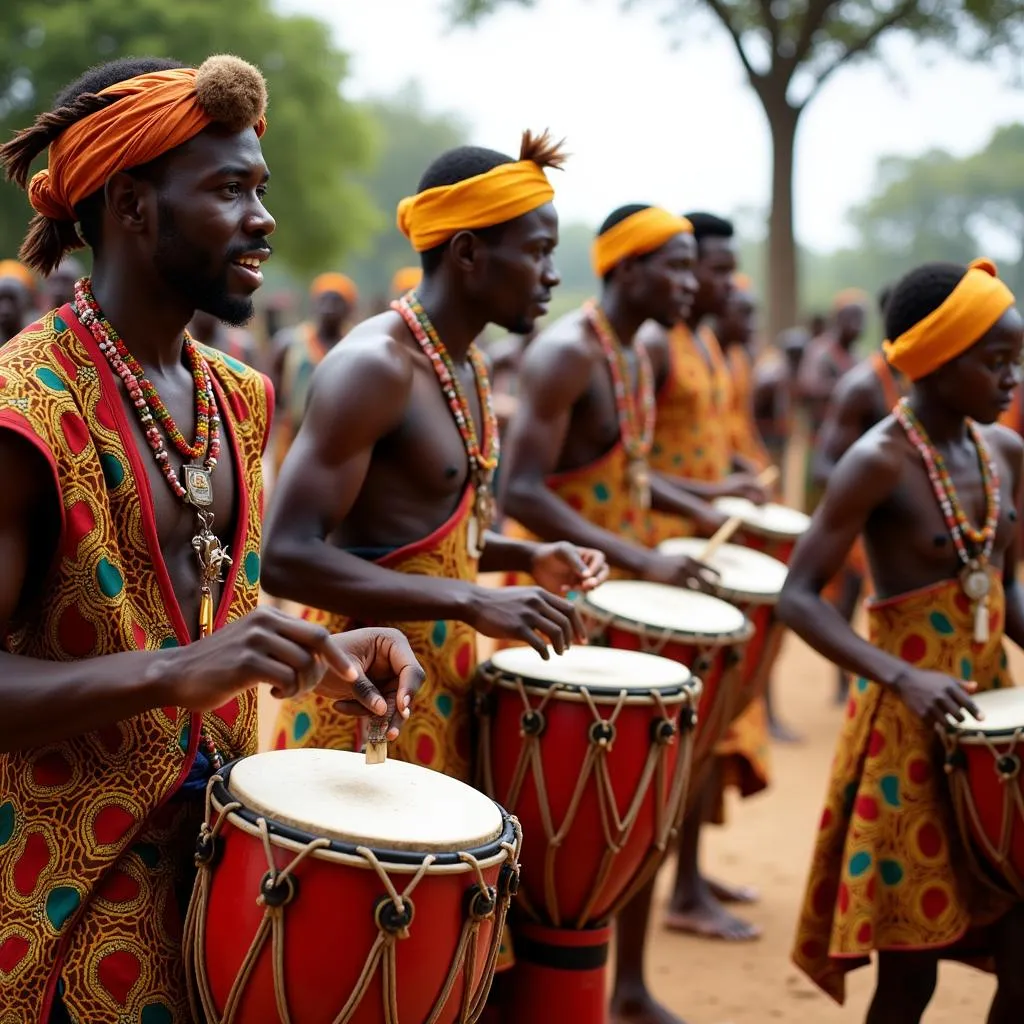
583, 580, 748, 640
227, 749, 504, 852
489, 644, 690, 693
657, 538, 787, 599
713, 497, 810, 538
948, 688, 1024, 737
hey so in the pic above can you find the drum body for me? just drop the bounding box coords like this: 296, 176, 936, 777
944, 689, 1024, 897
579, 580, 752, 773
476, 645, 699, 929
713, 497, 810, 565
657, 538, 787, 719
186, 749, 519, 1024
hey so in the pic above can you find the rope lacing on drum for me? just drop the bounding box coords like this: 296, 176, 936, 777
942, 724, 1024, 898
185, 774, 521, 1024
479, 671, 696, 929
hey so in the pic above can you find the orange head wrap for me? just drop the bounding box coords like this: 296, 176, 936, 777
833, 287, 869, 312
732, 272, 753, 293
591, 207, 693, 278
390, 266, 422, 296
396, 131, 564, 253
883, 259, 1016, 382
0, 259, 36, 292
310, 272, 358, 306
27, 56, 267, 227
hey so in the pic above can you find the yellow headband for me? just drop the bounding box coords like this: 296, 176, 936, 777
310, 272, 358, 305
591, 207, 693, 278
883, 259, 1016, 381
0, 259, 35, 291
391, 266, 422, 296
396, 160, 555, 253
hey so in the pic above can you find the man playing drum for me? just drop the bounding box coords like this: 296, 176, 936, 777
0, 56, 425, 1023
500, 203, 724, 1024
779, 259, 1024, 1022
640, 213, 772, 943
263, 133, 607, 783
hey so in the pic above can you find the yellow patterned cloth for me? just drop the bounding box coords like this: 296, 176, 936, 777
725, 344, 771, 472
273, 486, 479, 784
0, 307, 270, 1023
649, 324, 733, 547
793, 576, 1015, 1003
502, 441, 652, 584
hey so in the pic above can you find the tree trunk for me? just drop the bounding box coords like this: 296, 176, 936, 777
759, 93, 802, 345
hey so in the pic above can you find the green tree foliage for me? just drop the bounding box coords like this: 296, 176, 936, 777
345, 84, 468, 301
450, 0, 1024, 337
0, 0, 375, 275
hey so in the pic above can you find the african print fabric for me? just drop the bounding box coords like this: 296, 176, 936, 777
793, 575, 1015, 1003
0, 307, 270, 1023
273, 486, 479, 784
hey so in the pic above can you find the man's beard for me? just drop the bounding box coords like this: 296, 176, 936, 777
153, 202, 255, 327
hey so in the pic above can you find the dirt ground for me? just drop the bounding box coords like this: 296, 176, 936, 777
256, 622, 1017, 1023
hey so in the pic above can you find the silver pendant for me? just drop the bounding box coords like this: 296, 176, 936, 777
961, 562, 991, 602
183, 465, 213, 508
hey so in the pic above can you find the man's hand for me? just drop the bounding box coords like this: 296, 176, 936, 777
893, 668, 981, 728
718, 473, 770, 505
466, 586, 585, 657
531, 541, 610, 595
318, 627, 426, 740
640, 552, 718, 593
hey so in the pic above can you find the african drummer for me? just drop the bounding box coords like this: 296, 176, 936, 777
0, 56, 424, 1023
778, 258, 1024, 1022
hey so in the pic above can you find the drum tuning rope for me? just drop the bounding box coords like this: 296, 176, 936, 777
941, 725, 1024, 898
186, 771, 520, 1024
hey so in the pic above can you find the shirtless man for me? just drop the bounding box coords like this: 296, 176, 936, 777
263, 133, 605, 782
502, 203, 721, 1024
812, 285, 904, 702
780, 258, 1024, 1023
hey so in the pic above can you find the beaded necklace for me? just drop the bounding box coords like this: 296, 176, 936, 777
73, 278, 232, 643
392, 292, 500, 558
894, 397, 1000, 642
584, 300, 656, 510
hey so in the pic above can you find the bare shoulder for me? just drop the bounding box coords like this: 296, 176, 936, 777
839, 416, 906, 483
521, 309, 597, 375
982, 421, 1024, 471
314, 311, 414, 396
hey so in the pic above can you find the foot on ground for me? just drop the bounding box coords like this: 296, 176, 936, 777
610, 987, 688, 1024
707, 875, 759, 904
663, 897, 762, 941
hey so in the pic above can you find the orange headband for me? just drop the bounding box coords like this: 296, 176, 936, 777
833, 287, 869, 312
0, 259, 35, 291
310, 272, 358, 305
883, 259, 1016, 382
732, 272, 753, 292
391, 266, 422, 296
591, 207, 693, 278
28, 57, 267, 225
397, 160, 555, 253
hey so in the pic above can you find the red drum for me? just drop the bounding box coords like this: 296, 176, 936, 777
579, 580, 752, 773
658, 537, 788, 720
943, 689, 1024, 897
185, 749, 519, 1024
713, 496, 810, 565
475, 645, 700, 1024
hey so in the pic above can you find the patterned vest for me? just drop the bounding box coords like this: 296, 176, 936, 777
649, 324, 733, 543
0, 307, 270, 1022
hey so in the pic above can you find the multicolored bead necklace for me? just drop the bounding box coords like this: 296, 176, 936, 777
73, 277, 232, 642
585, 300, 655, 509
895, 397, 1000, 642
392, 292, 500, 557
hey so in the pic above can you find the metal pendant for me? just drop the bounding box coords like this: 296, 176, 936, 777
961, 561, 991, 602
184, 465, 214, 508
627, 457, 651, 512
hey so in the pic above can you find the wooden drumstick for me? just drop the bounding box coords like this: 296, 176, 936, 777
365, 695, 396, 765
757, 465, 780, 489
699, 516, 743, 562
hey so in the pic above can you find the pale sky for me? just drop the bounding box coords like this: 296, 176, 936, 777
282, 0, 1024, 253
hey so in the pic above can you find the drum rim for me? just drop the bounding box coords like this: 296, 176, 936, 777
480, 667, 703, 705
655, 539, 787, 604
579, 599, 755, 647
711, 497, 810, 539
212, 758, 517, 868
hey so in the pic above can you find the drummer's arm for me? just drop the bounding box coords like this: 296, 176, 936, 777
501, 340, 658, 577
777, 437, 911, 686
262, 339, 486, 621
647, 475, 727, 536
997, 429, 1024, 649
